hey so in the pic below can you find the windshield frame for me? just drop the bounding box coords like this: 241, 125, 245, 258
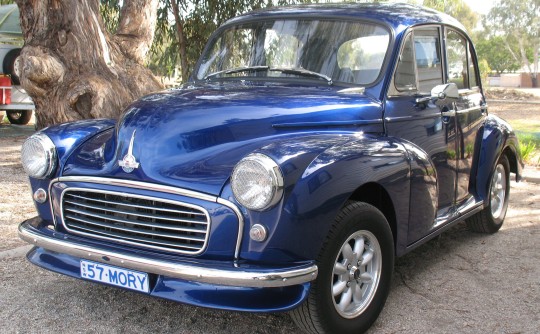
191, 15, 394, 88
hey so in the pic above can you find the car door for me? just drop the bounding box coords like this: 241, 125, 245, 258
385, 26, 459, 244
445, 28, 486, 205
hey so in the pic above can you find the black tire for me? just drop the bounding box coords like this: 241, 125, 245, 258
3, 48, 21, 85
467, 154, 510, 233
290, 202, 394, 334
6, 110, 32, 125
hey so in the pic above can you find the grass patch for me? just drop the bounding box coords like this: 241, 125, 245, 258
506, 116, 540, 165
510, 119, 540, 134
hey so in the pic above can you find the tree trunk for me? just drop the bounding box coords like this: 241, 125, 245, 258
171, 0, 189, 82
15, 0, 163, 129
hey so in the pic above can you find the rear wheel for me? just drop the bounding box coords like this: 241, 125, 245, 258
291, 202, 394, 334
6, 110, 32, 125
467, 155, 510, 233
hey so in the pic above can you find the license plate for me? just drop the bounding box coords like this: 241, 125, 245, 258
80, 260, 149, 293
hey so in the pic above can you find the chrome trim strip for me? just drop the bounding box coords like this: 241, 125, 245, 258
19, 221, 317, 288
48, 177, 245, 260
217, 197, 245, 259
272, 119, 383, 129
60, 187, 210, 255
55, 176, 217, 202
455, 106, 481, 114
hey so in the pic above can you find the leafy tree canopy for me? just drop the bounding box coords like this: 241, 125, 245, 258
421, 0, 478, 32
475, 36, 521, 74
484, 0, 540, 85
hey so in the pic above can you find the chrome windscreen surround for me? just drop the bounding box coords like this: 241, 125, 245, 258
49, 176, 245, 259
60, 188, 210, 255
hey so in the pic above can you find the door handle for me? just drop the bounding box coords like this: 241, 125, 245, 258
441, 110, 456, 117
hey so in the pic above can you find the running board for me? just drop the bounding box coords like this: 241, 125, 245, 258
405, 199, 484, 254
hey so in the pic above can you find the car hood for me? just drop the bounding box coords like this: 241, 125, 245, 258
63, 82, 383, 195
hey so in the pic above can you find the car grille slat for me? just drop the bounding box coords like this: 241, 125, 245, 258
65, 193, 207, 217
61, 189, 210, 254
67, 221, 202, 250
63, 199, 208, 226
64, 214, 206, 241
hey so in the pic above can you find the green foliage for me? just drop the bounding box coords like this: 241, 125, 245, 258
484, 0, 540, 85
422, 0, 478, 32
477, 58, 491, 86
145, 0, 316, 80
99, 0, 121, 33
519, 138, 537, 163
475, 36, 521, 74
516, 131, 540, 164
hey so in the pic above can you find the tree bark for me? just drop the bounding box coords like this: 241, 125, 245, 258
15, 0, 163, 129
170, 0, 189, 82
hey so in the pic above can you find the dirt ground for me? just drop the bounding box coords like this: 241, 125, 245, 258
1, 104, 539, 333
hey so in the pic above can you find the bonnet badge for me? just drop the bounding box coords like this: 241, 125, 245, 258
119, 130, 140, 173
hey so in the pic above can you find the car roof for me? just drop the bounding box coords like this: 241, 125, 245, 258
226, 3, 466, 34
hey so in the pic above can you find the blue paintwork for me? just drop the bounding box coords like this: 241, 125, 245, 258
23, 217, 310, 312
20, 3, 523, 313
476, 115, 522, 200
63, 83, 384, 196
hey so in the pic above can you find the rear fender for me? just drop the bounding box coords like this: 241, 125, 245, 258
475, 115, 523, 201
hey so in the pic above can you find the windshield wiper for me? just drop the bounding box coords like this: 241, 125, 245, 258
204, 66, 269, 80
269, 67, 333, 85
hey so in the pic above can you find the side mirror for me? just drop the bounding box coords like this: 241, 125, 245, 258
430, 83, 459, 106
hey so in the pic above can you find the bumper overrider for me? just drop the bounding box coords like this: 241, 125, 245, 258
19, 217, 318, 312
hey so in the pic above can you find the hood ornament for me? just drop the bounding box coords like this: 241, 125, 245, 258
119, 130, 140, 173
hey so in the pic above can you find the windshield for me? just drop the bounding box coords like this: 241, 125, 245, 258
196, 19, 390, 85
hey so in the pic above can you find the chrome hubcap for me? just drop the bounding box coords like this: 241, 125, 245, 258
490, 164, 506, 219
331, 230, 382, 319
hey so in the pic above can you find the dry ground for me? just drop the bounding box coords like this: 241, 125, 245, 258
0, 103, 539, 333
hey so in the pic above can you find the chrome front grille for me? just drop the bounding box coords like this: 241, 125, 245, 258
61, 189, 210, 254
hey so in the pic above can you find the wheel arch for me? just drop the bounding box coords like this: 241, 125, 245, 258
502, 142, 521, 180
348, 182, 398, 252
475, 115, 523, 201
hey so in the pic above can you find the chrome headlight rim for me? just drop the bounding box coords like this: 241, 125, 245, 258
231, 153, 284, 211
21, 133, 57, 179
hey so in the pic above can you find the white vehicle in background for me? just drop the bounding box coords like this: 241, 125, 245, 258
0, 4, 35, 125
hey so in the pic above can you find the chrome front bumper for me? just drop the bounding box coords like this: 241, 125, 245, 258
19, 218, 318, 288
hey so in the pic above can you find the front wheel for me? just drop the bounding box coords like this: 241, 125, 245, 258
6, 110, 32, 125
467, 154, 510, 233
291, 202, 394, 334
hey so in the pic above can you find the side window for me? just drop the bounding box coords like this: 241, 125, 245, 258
394, 28, 443, 93
468, 43, 478, 87
446, 30, 468, 89
414, 29, 443, 93
394, 34, 416, 91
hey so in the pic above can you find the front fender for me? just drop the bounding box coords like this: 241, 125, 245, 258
229, 134, 410, 263
41, 119, 117, 174
475, 115, 523, 200
27, 119, 116, 221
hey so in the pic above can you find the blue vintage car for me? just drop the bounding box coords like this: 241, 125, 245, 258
19, 3, 522, 333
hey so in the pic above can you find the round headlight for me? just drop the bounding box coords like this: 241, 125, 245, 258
21, 133, 57, 179
231, 153, 284, 211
